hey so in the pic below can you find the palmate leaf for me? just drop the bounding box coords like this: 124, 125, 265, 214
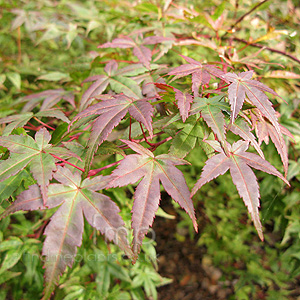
253, 112, 290, 175
174, 89, 193, 122
0, 166, 131, 300
71, 94, 154, 176
107, 140, 197, 257
224, 71, 282, 132
0, 109, 70, 135
21, 89, 75, 112
191, 140, 289, 240
168, 55, 225, 97
150, 82, 194, 122
230, 117, 265, 159
169, 116, 206, 158
0, 112, 33, 135
190, 95, 230, 142
80, 60, 145, 111
99, 35, 173, 69
0, 170, 28, 205
0, 128, 76, 204
132, 65, 168, 97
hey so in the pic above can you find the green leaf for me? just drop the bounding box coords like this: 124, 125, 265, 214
107, 259, 131, 282
37, 72, 71, 82
0, 271, 22, 285
62, 288, 85, 300
190, 96, 229, 142
35, 110, 70, 124
50, 123, 69, 145
0, 238, 23, 252
0, 74, 6, 88
0, 170, 27, 204
155, 207, 175, 219
86, 20, 102, 35
135, 2, 159, 13
66, 23, 78, 48
169, 119, 204, 158
212, 1, 226, 20
6, 72, 21, 90
36, 25, 63, 44
109, 76, 143, 99
96, 264, 110, 296
96, 141, 125, 157
0, 249, 23, 274
0, 129, 57, 204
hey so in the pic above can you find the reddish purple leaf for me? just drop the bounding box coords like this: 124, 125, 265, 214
168, 55, 225, 97
192, 140, 289, 241
104, 59, 119, 75
71, 95, 154, 176
22, 89, 75, 112
108, 140, 197, 257
99, 35, 173, 69
133, 45, 152, 69
230, 118, 265, 159
224, 71, 282, 134
174, 89, 193, 122
253, 113, 289, 176
99, 37, 135, 49
143, 36, 173, 45
80, 61, 142, 111
1, 167, 131, 299
192, 70, 210, 97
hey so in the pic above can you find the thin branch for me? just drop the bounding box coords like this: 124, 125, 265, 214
129, 117, 132, 141
127, 124, 173, 151
205, 84, 230, 98
17, 26, 22, 64
51, 153, 85, 173
232, 37, 300, 65
33, 117, 55, 131
118, 131, 166, 149
224, 0, 270, 37
176, 31, 299, 65
24, 124, 39, 131
88, 160, 122, 177
149, 136, 173, 151
139, 122, 153, 147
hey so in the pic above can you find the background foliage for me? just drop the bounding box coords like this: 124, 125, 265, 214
0, 0, 300, 299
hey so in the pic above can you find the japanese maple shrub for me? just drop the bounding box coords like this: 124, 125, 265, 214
0, 32, 291, 299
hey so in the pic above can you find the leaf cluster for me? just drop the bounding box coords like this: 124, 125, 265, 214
1, 0, 299, 299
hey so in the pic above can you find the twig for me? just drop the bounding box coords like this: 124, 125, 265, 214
129, 117, 132, 141
51, 153, 85, 173
88, 160, 121, 177
24, 125, 38, 131
33, 117, 55, 131
139, 123, 173, 150
139, 123, 153, 147
149, 136, 173, 150
205, 84, 230, 98
17, 26, 22, 64
232, 37, 300, 65
118, 131, 166, 149
176, 31, 300, 65
224, 0, 270, 37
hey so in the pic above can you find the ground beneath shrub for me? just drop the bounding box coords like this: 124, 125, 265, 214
153, 200, 300, 300
153, 201, 234, 300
